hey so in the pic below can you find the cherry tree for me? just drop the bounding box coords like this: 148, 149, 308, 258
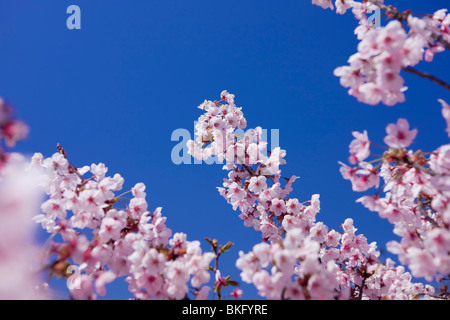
0, 0, 449, 300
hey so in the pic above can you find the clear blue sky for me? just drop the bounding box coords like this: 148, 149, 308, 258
0, 0, 449, 299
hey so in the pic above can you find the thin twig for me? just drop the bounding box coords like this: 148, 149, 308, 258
365, 0, 408, 21
403, 66, 450, 91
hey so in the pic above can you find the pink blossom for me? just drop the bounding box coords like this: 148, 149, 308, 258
335, 0, 354, 15
95, 271, 116, 297
248, 176, 267, 194
312, 0, 334, 10
1, 120, 29, 147
286, 198, 303, 216
270, 198, 286, 216
384, 118, 418, 149
131, 182, 147, 198
405, 247, 437, 282
349, 130, 370, 163
258, 187, 276, 202
349, 163, 380, 192
309, 222, 328, 243
190, 91, 443, 299
195, 286, 211, 300
99, 215, 126, 242
70, 275, 95, 300
229, 288, 243, 299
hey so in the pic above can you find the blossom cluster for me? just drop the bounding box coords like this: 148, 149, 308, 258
0, 159, 46, 299
0, 99, 45, 299
340, 104, 450, 286
188, 91, 436, 299
313, 0, 450, 105
0, 98, 29, 168
31, 148, 220, 300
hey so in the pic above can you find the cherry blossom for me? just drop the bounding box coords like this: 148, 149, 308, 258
29, 145, 231, 300
315, 0, 450, 106
1, 0, 449, 302
188, 91, 437, 300
349, 130, 371, 164
0, 100, 45, 300
383, 118, 418, 149
340, 100, 450, 288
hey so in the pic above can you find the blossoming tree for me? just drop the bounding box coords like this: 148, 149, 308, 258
0, 0, 449, 300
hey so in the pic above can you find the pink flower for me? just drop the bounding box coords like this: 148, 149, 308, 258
131, 182, 146, 198
252, 242, 272, 268
91, 163, 108, 181
376, 20, 407, 52
309, 222, 328, 243
264, 148, 286, 174
1, 120, 29, 147
220, 90, 235, 105
41, 199, 67, 220
135, 272, 164, 296
383, 118, 417, 149
230, 288, 243, 299
273, 247, 295, 273
227, 182, 247, 203
325, 229, 341, 247
95, 271, 116, 297
258, 187, 276, 202
357, 83, 383, 105
248, 176, 267, 194
270, 198, 286, 216
129, 197, 148, 219
405, 247, 437, 282
142, 248, 166, 274
0, 98, 13, 124
349, 130, 370, 163
425, 44, 445, 62
99, 215, 126, 242
312, 0, 333, 10
335, 0, 354, 15
286, 198, 303, 216
350, 163, 380, 192
70, 275, 95, 300
195, 286, 211, 300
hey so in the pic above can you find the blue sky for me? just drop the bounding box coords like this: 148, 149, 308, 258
0, 0, 449, 299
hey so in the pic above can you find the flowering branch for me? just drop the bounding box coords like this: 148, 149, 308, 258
30, 145, 221, 300
187, 90, 437, 300
340, 115, 450, 290
403, 66, 450, 91
366, 0, 450, 50
205, 238, 239, 300
314, 0, 450, 105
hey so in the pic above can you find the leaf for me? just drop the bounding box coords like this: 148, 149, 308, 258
219, 241, 234, 253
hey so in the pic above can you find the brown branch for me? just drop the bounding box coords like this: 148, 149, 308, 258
431, 33, 450, 51
365, 0, 409, 21
403, 66, 450, 91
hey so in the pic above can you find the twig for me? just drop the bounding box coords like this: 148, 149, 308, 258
365, 0, 408, 21
403, 66, 450, 91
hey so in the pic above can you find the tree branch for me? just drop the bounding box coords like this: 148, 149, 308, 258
403, 66, 450, 91
365, 0, 408, 21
